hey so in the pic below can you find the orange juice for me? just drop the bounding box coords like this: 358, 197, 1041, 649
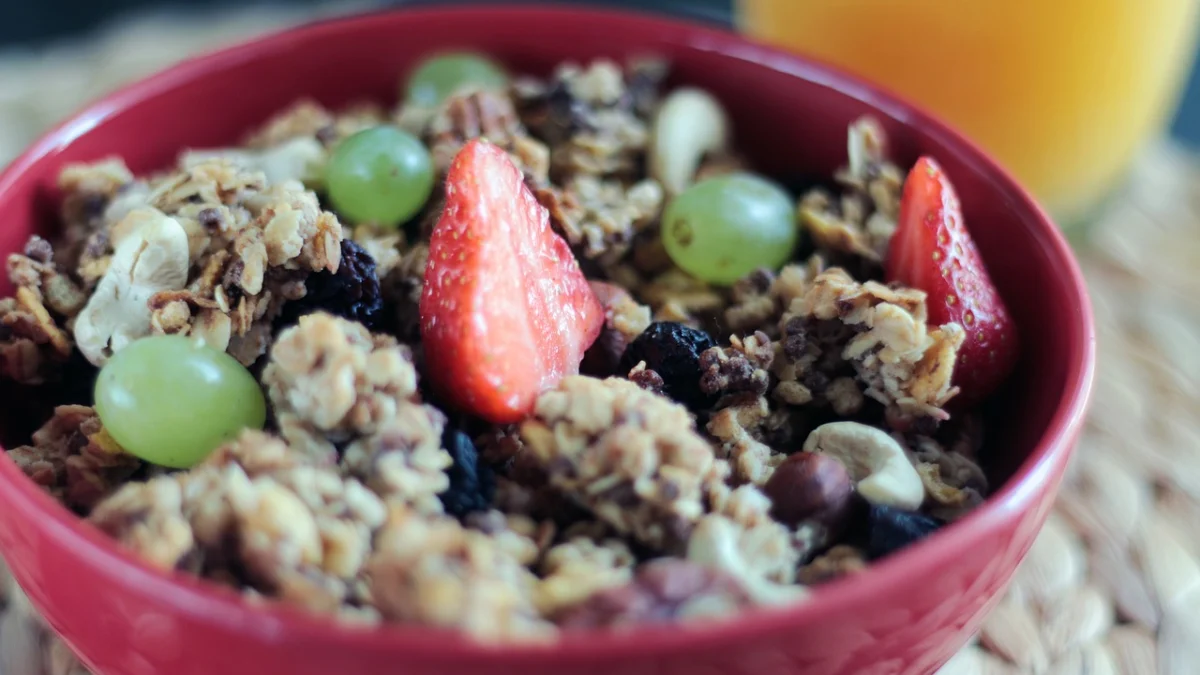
740, 0, 1200, 226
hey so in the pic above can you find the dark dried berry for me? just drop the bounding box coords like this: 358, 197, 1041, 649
625, 59, 669, 118
275, 239, 382, 331
544, 81, 594, 139
618, 321, 716, 409
781, 316, 808, 361
866, 505, 943, 560
439, 427, 496, 518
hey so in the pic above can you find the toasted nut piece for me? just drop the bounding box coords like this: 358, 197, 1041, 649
845, 116, 887, 183
686, 515, 807, 606
649, 87, 730, 195
797, 194, 880, 262
763, 452, 855, 531
803, 421, 924, 510
74, 208, 190, 365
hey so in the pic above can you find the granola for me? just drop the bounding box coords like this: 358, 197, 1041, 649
8, 405, 140, 512
0, 238, 89, 384
518, 375, 726, 551
245, 99, 386, 150
263, 313, 424, 442
90, 429, 390, 614
514, 59, 652, 182
517, 376, 798, 583
555, 558, 753, 628
0, 53, 1002, 642
796, 544, 868, 585
538, 176, 663, 264
798, 118, 903, 265
366, 505, 554, 642
536, 536, 635, 614
60, 155, 344, 367
421, 89, 550, 186
777, 267, 965, 422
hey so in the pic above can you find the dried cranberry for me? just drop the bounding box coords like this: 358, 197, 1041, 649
618, 322, 716, 409
275, 239, 382, 331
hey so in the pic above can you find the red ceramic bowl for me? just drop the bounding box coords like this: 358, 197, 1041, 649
0, 6, 1094, 675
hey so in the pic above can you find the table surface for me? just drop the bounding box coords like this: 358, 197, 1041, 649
0, 6, 1197, 675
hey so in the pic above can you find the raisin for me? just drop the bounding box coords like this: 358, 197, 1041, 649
439, 426, 496, 518
866, 505, 943, 560
618, 321, 716, 409
781, 316, 808, 361
542, 81, 595, 141
275, 239, 382, 331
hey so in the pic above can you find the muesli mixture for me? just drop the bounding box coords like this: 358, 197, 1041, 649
0, 53, 1017, 642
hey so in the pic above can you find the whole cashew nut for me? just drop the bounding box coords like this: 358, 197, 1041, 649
803, 421, 924, 510
648, 87, 731, 195
74, 208, 190, 366
686, 515, 808, 606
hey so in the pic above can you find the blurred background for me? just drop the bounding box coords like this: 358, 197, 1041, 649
0, 2, 1198, 675
3, 0, 1200, 230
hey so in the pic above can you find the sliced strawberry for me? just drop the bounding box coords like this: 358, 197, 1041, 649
885, 156, 1019, 405
420, 139, 604, 424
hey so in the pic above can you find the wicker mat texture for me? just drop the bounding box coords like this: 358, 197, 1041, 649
0, 9, 1199, 675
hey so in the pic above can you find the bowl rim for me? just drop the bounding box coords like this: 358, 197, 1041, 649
0, 3, 1096, 661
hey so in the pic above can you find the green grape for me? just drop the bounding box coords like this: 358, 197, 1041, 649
405, 52, 509, 108
94, 335, 266, 469
662, 173, 799, 286
326, 126, 434, 227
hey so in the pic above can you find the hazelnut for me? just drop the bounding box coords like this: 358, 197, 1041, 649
764, 452, 854, 530
580, 327, 628, 377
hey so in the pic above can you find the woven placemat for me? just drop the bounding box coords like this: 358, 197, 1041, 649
934, 142, 1200, 675
1, 9, 1198, 675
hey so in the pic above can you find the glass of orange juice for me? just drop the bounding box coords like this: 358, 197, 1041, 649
739, 0, 1200, 231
